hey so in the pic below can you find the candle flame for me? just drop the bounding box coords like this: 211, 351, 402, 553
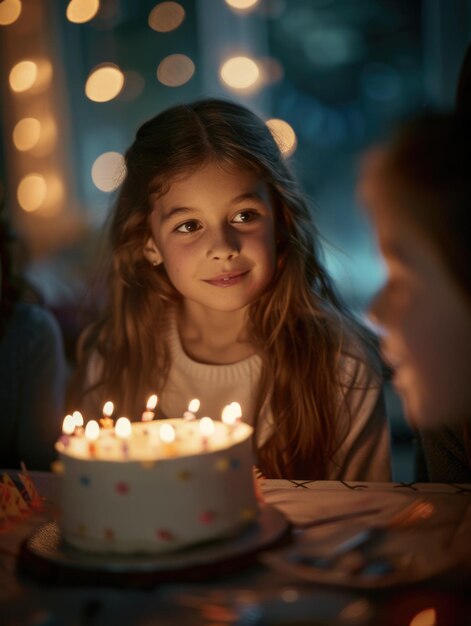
72, 410, 84, 427
199, 416, 215, 436
146, 394, 158, 410
160, 423, 176, 443
115, 417, 132, 439
230, 402, 242, 418
188, 398, 200, 413
85, 420, 100, 441
62, 414, 76, 435
221, 404, 236, 425
103, 401, 114, 417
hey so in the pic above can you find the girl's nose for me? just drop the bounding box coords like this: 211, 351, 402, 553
207, 229, 240, 261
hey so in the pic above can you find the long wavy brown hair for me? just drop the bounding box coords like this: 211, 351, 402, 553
70, 98, 380, 479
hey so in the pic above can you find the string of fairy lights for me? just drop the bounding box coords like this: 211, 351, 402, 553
1, 0, 297, 216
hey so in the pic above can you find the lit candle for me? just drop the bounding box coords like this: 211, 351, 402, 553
183, 398, 200, 421
60, 414, 76, 446
85, 420, 100, 457
199, 416, 215, 450
141, 394, 158, 422
221, 404, 237, 436
73, 410, 84, 436
230, 402, 242, 422
115, 417, 132, 457
100, 401, 114, 429
159, 423, 176, 456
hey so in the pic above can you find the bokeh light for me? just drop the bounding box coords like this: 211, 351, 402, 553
9, 58, 52, 94
66, 0, 100, 24
157, 54, 194, 87
9, 60, 37, 93
148, 1, 185, 32
17, 174, 47, 212
13, 118, 41, 152
220, 56, 260, 90
0, 0, 22, 25
91, 152, 126, 192
85, 64, 124, 102
410, 608, 437, 626
266, 118, 297, 157
225, 0, 260, 11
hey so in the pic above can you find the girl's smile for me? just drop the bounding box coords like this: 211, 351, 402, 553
203, 270, 250, 287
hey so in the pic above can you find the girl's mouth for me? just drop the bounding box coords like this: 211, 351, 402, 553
204, 271, 249, 287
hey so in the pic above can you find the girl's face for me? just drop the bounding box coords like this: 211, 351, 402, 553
146, 162, 277, 316
366, 187, 471, 429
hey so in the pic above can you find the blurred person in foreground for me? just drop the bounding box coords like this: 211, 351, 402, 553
358, 113, 471, 482
0, 212, 66, 470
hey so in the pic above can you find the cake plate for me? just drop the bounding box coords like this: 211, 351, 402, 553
17, 504, 291, 587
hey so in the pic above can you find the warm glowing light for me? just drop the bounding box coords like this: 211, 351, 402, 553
115, 417, 132, 439
148, 1, 185, 32
188, 398, 200, 413
73, 411, 84, 427
85, 64, 124, 102
62, 415, 76, 435
146, 395, 158, 410
91, 151, 126, 192
13, 118, 41, 151
17, 174, 47, 212
199, 417, 215, 437
266, 118, 297, 157
230, 402, 242, 418
9, 59, 52, 94
103, 401, 114, 417
160, 423, 176, 443
66, 0, 99, 23
225, 0, 260, 11
220, 56, 259, 90
0, 0, 22, 25
221, 405, 236, 425
85, 420, 100, 440
9, 60, 37, 93
157, 54, 194, 87
409, 608, 437, 626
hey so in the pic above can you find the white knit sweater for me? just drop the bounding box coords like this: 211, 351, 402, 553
85, 314, 392, 481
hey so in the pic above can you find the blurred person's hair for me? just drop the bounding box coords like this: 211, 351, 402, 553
370, 113, 471, 300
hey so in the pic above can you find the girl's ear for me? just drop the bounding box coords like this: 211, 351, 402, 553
143, 237, 163, 266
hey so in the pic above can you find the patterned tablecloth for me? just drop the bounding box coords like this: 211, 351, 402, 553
1, 473, 470, 625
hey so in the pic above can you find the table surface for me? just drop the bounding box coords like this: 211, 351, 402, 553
1, 473, 471, 626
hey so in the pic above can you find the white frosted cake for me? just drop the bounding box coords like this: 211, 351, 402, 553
55, 417, 258, 554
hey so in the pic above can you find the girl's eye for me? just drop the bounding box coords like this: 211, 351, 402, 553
175, 221, 201, 233
232, 210, 258, 224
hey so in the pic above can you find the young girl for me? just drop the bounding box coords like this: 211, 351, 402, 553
72, 98, 390, 481
359, 113, 471, 482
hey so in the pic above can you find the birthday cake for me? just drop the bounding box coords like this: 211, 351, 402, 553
55, 414, 258, 555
